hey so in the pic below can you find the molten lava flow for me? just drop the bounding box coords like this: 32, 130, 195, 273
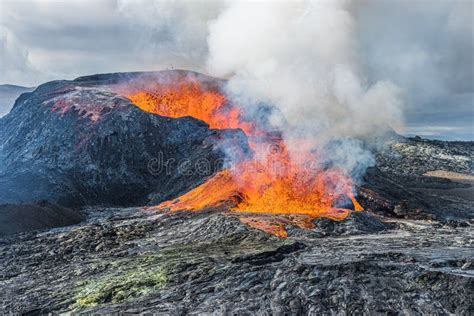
125, 79, 254, 133
157, 169, 242, 211
123, 76, 363, 237
157, 161, 362, 217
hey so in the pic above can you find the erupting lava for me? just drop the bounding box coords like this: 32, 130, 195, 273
122, 75, 363, 236
126, 80, 254, 134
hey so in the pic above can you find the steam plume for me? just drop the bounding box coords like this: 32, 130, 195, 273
206, 1, 402, 175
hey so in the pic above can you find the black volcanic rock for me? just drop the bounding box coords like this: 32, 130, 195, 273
0, 200, 84, 235
310, 211, 394, 236
1, 207, 472, 314
359, 137, 474, 222
0, 72, 473, 315
0, 71, 248, 207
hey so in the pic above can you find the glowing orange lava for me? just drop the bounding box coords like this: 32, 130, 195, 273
126, 79, 254, 134
122, 76, 363, 236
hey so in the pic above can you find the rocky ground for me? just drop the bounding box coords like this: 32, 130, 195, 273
0, 71, 472, 314
0, 205, 472, 314
360, 135, 474, 223
1, 134, 474, 314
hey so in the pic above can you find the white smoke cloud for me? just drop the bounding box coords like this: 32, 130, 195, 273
206, 0, 403, 173
208, 1, 404, 137
1, 0, 471, 140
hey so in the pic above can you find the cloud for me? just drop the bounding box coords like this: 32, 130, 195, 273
0, 0, 220, 85
0, 26, 43, 85
351, 0, 473, 140
0, 0, 472, 139
352, 0, 473, 103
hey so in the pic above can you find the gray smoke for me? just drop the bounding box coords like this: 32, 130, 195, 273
205, 1, 402, 175
1, 0, 472, 144
208, 1, 402, 135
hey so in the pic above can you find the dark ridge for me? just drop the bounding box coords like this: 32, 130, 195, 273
0, 200, 84, 236
73, 69, 218, 85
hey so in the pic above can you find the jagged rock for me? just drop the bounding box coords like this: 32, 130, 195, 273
0, 208, 472, 314
0, 71, 248, 207
359, 136, 474, 222
310, 211, 394, 236
0, 72, 473, 315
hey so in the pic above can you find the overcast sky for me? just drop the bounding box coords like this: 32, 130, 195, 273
0, 0, 472, 140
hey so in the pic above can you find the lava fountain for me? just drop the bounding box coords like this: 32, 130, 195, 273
120, 74, 363, 236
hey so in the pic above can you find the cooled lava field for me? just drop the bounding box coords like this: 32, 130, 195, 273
0, 71, 472, 314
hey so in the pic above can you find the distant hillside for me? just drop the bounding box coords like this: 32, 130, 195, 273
0, 84, 35, 117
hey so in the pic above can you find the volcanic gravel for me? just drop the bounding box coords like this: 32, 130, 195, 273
0, 206, 472, 314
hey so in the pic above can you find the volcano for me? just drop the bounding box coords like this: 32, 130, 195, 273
0, 71, 472, 314
0, 71, 249, 207
0, 70, 365, 236
116, 71, 365, 235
